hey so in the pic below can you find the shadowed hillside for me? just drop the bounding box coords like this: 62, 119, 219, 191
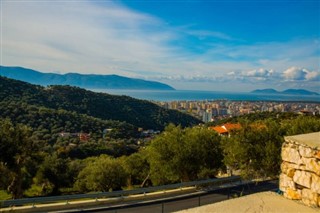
0, 76, 200, 131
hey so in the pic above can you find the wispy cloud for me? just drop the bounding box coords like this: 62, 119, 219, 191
2, 1, 175, 75
184, 30, 234, 41
1, 1, 319, 92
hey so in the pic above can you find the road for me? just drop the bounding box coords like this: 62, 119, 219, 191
57, 179, 278, 213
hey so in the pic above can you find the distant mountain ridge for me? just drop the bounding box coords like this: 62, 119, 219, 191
251, 88, 319, 96
0, 66, 174, 90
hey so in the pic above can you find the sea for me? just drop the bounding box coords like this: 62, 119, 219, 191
92, 89, 320, 102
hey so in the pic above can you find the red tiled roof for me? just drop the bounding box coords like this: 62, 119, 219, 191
209, 123, 241, 135
223, 123, 241, 131
210, 126, 228, 134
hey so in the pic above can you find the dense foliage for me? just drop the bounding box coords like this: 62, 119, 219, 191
206, 111, 299, 126
222, 120, 284, 179
147, 125, 223, 185
220, 113, 320, 179
0, 77, 320, 200
1, 114, 320, 199
74, 155, 127, 192
0, 101, 138, 143
0, 119, 41, 199
0, 76, 200, 130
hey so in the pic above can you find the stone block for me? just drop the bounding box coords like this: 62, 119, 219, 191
281, 161, 299, 170
287, 168, 296, 178
293, 170, 312, 188
299, 146, 314, 158
282, 146, 301, 163
279, 173, 295, 191
315, 151, 320, 160
281, 162, 297, 178
304, 158, 320, 176
298, 164, 307, 171
282, 142, 290, 148
302, 188, 318, 207
285, 188, 301, 200
311, 173, 320, 194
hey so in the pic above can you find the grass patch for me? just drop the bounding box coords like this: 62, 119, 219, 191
24, 184, 43, 197
0, 190, 11, 200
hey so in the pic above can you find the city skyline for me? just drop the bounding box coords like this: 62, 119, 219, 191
156, 99, 320, 122
1, 0, 319, 92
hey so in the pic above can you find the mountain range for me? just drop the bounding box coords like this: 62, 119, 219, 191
0, 66, 174, 90
251, 88, 319, 96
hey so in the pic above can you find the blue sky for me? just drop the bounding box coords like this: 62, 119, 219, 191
1, 0, 319, 92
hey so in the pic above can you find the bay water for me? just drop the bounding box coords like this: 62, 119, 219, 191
92, 89, 320, 102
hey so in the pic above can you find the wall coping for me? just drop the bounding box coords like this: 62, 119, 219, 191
284, 132, 320, 150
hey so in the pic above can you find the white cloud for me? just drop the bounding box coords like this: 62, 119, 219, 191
283, 67, 313, 81
246, 68, 274, 78
1, 1, 319, 92
204, 39, 319, 67
184, 30, 234, 40
2, 1, 175, 76
305, 71, 320, 81
227, 71, 236, 76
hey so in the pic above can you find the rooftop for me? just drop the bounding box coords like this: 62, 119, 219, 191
209, 123, 241, 135
210, 126, 228, 134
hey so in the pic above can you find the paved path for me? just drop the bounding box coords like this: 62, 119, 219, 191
177, 192, 320, 213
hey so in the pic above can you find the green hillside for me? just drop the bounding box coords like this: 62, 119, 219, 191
0, 101, 138, 142
1, 76, 319, 200
0, 76, 200, 131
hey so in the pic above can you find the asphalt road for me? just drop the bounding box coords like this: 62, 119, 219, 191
65, 180, 278, 213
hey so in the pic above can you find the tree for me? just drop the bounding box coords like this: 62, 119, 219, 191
35, 154, 74, 195
222, 120, 283, 179
0, 163, 12, 190
283, 115, 320, 136
74, 155, 127, 192
120, 151, 150, 187
147, 124, 223, 185
183, 126, 224, 178
0, 119, 40, 199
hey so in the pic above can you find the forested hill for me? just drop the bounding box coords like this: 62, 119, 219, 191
0, 76, 200, 130
0, 66, 174, 90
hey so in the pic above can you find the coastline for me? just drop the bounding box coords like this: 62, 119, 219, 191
91, 89, 320, 102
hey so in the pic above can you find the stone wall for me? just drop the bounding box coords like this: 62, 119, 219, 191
279, 132, 320, 207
